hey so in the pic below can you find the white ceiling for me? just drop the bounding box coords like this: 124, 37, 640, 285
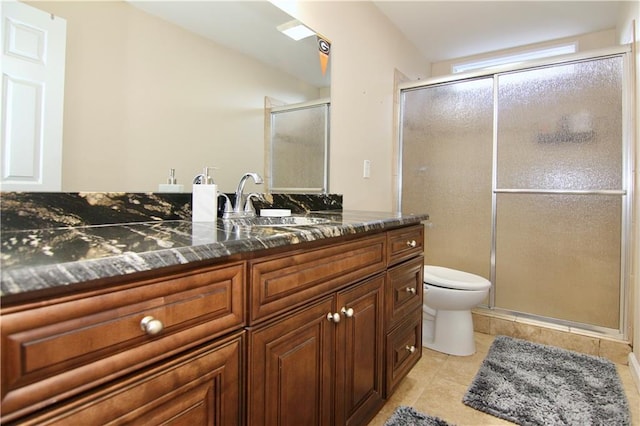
129, 1, 330, 87
130, 1, 623, 86
374, 1, 622, 63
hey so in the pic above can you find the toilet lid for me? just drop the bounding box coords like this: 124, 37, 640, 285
423, 265, 491, 291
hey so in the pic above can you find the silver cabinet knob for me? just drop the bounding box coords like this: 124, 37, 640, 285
405, 287, 416, 294
140, 316, 164, 336
341, 307, 354, 318
327, 312, 341, 323
405, 345, 416, 353
406, 240, 417, 248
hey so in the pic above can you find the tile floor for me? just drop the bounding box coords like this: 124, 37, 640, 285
368, 332, 640, 425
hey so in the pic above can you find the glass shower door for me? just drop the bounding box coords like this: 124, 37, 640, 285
269, 102, 329, 193
401, 78, 494, 279
494, 56, 625, 329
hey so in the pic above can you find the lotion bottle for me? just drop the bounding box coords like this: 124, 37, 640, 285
192, 167, 217, 222
158, 168, 185, 193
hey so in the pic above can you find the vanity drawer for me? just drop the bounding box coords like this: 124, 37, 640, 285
386, 255, 424, 329
1, 262, 245, 423
249, 234, 386, 323
387, 225, 424, 266
385, 307, 422, 397
17, 332, 244, 426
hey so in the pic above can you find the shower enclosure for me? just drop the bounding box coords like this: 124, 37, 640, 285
268, 100, 330, 193
399, 48, 631, 337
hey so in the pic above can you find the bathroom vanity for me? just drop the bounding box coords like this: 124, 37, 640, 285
0, 196, 426, 425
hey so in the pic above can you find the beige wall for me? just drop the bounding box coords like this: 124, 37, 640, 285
617, 0, 640, 391
279, 1, 430, 212
29, 1, 322, 193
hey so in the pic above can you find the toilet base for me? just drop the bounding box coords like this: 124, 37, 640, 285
422, 309, 476, 356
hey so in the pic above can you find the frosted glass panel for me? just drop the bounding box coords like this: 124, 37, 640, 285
400, 54, 626, 333
401, 78, 493, 277
496, 57, 623, 190
495, 193, 621, 328
270, 104, 328, 193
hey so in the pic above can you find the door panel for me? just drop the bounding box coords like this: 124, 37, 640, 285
1, 1, 66, 191
400, 78, 493, 278
495, 56, 624, 328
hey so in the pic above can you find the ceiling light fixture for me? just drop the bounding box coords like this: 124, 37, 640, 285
277, 19, 315, 41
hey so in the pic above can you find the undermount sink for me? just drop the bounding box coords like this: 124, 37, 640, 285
226, 216, 332, 228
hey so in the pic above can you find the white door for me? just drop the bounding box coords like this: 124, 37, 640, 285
0, 1, 66, 191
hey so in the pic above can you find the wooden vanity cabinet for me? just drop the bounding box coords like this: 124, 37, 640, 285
246, 234, 387, 426
1, 223, 425, 425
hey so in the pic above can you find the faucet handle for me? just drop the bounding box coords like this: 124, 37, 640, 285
218, 192, 234, 219
244, 193, 262, 216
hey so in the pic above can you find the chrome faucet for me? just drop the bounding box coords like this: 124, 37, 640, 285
233, 172, 264, 216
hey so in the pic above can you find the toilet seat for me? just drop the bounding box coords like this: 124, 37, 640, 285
423, 265, 490, 291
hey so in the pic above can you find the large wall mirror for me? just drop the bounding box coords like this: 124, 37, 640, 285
11, 1, 330, 193
268, 98, 330, 193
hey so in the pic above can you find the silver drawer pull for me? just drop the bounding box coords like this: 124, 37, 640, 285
405, 287, 416, 294
140, 316, 164, 336
406, 240, 417, 248
327, 312, 341, 323
341, 307, 355, 318
405, 345, 416, 353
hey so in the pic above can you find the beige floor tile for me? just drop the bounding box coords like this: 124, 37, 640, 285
616, 364, 640, 425
369, 332, 640, 426
435, 353, 485, 388
473, 332, 495, 353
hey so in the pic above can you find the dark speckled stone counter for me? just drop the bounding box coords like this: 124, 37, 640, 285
1, 192, 428, 299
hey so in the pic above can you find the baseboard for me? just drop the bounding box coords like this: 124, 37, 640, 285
629, 352, 640, 394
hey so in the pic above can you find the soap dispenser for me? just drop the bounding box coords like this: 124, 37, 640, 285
158, 168, 184, 193
192, 167, 217, 222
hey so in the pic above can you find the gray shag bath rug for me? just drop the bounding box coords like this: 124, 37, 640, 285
463, 335, 631, 425
384, 406, 454, 426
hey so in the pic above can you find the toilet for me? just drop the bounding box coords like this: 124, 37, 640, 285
422, 265, 491, 356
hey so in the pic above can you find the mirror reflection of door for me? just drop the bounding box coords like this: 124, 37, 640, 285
1, 2, 66, 191
268, 100, 330, 193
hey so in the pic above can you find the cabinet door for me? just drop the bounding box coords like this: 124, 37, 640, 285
247, 297, 335, 426
335, 274, 385, 426
19, 332, 244, 425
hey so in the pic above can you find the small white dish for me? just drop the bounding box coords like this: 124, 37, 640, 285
260, 209, 292, 217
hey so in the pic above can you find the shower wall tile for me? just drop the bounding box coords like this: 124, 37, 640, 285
471, 312, 491, 334
512, 322, 543, 342
488, 316, 516, 337
600, 338, 633, 365
472, 310, 631, 364
537, 328, 600, 357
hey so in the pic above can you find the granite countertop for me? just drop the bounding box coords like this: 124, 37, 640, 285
1, 210, 428, 298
